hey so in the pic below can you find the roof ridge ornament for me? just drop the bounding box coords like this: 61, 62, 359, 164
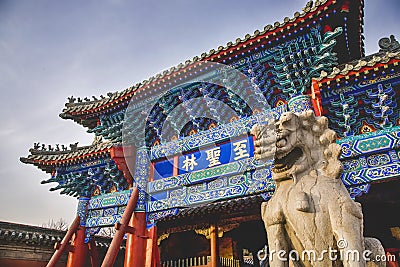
67, 95, 76, 103
379, 35, 400, 53
70, 142, 79, 151
92, 135, 103, 146
29, 142, 77, 153
302, 0, 314, 12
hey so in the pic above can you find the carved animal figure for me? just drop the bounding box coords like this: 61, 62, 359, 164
70, 142, 79, 151
379, 35, 400, 53
251, 110, 385, 267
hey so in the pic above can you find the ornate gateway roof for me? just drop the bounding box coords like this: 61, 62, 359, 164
59, 0, 365, 129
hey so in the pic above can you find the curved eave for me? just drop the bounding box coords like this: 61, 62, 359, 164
314, 51, 400, 86
59, 112, 98, 129
20, 143, 116, 173
60, 0, 363, 124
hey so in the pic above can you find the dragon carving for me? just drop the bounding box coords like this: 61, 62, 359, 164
251, 110, 385, 267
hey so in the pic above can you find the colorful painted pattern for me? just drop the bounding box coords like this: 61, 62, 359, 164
41, 158, 129, 197
337, 127, 400, 194
79, 108, 400, 228
322, 72, 400, 137
133, 148, 151, 211
150, 107, 283, 159
341, 149, 400, 186
347, 184, 371, 199
337, 126, 400, 158
147, 171, 276, 212
287, 95, 313, 113
95, 27, 343, 148
77, 197, 90, 227
88, 189, 132, 210
84, 189, 132, 230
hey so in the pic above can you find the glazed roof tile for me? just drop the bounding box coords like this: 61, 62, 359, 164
0, 221, 64, 246
20, 142, 116, 172
0, 221, 119, 249
60, 0, 361, 122
316, 50, 400, 82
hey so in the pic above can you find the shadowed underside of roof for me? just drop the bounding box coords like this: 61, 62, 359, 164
157, 194, 264, 234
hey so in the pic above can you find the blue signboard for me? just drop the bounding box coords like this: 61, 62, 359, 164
152, 135, 254, 180
178, 135, 254, 174
153, 160, 173, 180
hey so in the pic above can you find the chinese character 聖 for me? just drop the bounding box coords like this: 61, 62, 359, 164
206, 147, 221, 167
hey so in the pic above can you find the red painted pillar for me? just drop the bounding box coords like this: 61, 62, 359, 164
66, 226, 89, 267
101, 188, 139, 267
110, 146, 135, 185
310, 80, 323, 116
124, 211, 147, 267
89, 239, 100, 267
145, 226, 160, 267
210, 223, 219, 267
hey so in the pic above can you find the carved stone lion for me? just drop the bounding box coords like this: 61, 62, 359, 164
251, 110, 385, 267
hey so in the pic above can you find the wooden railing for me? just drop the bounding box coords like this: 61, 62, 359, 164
161, 256, 240, 267
161, 256, 208, 267
219, 257, 240, 267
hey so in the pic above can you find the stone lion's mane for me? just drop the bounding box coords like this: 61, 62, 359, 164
296, 110, 343, 178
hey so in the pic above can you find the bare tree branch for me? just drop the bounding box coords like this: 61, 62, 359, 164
42, 218, 68, 231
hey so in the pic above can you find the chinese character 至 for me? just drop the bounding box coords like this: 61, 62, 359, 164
233, 139, 250, 160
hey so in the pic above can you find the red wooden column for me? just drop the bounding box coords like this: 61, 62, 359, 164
145, 226, 160, 267
66, 225, 89, 267
124, 211, 147, 267
310, 79, 323, 116
173, 156, 179, 176
111, 146, 135, 185
210, 223, 219, 267
89, 239, 100, 267
101, 188, 139, 267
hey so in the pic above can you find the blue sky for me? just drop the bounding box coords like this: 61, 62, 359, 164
0, 0, 399, 226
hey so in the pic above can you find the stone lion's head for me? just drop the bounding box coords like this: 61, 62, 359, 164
251, 110, 343, 182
